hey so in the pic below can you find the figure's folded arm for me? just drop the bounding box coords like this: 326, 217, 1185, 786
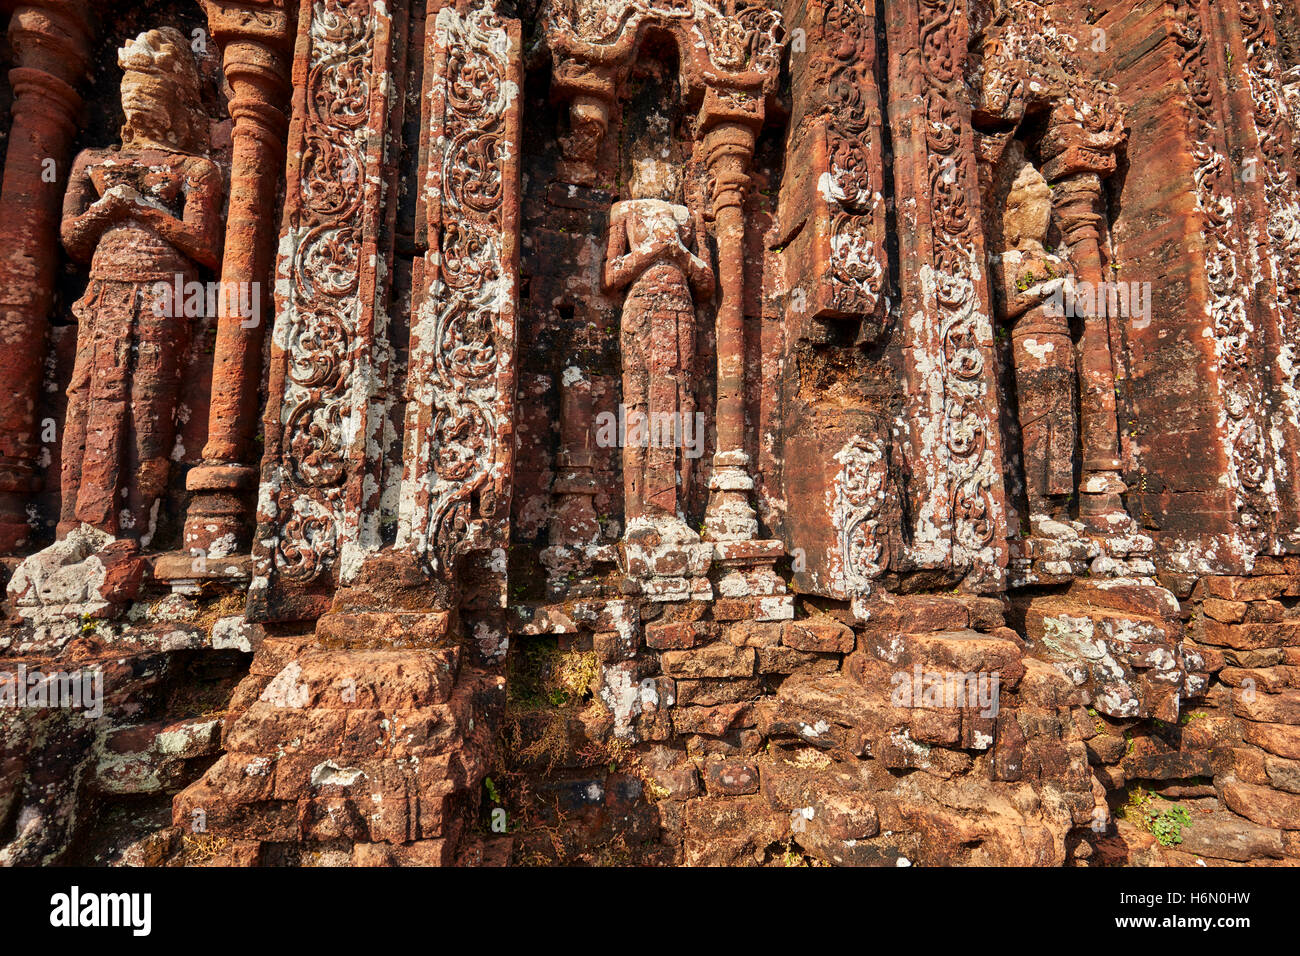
129, 159, 223, 270
61, 153, 111, 263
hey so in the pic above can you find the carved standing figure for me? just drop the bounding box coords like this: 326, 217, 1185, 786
603, 158, 714, 531
59, 28, 222, 545
990, 143, 1077, 520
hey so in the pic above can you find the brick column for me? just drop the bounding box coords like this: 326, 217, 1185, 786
181, 1, 291, 566
1044, 167, 1127, 528
0, 0, 91, 552
702, 119, 760, 543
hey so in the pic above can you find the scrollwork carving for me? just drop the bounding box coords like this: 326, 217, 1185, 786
918, 0, 1002, 567
821, 0, 885, 318
1170, 0, 1277, 529
1235, 0, 1300, 516
398, 5, 519, 575
253, 0, 390, 601
834, 436, 889, 596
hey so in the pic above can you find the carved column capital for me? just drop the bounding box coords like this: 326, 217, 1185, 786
1041, 98, 1125, 182
198, 0, 291, 48
7, 65, 78, 135
7, 0, 91, 131
7, 0, 93, 81
218, 36, 292, 143
703, 120, 755, 219
699, 84, 766, 139
1049, 172, 1105, 247
198, 0, 292, 125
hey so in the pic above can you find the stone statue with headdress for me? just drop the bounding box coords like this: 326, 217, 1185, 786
59, 27, 223, 545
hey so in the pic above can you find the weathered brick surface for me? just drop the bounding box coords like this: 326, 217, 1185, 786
6, 0, 1300, 869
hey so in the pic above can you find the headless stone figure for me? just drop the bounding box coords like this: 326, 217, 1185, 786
991, 144, 1077, 518
603, 159, 714, 529
59, 28, 222, 545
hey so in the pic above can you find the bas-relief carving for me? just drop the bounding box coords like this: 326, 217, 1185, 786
546, 0, 782, 78
398, 4, 520, 583
910, 0, 1007, 587
7, 26, 223, 624
1234, 0, 1300, 528
10, 0, 1258, 598
11, 0, 1149, 601
242, 0, 522, 621
815, 0, 887, 328
602, 159, 714, 534
544, 0, 782, 185
988, 143, 1077, 521
531, 0, 794, 614
832, 435, 889, 599
250, 0, 393, 615
8, 0, 1295, 871
543, 0, 782, 561
971, 1, 1137, 543
59, 28, 222, 544
1172, 0, 1280, 533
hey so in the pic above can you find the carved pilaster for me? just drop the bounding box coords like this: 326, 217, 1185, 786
1215, 0, 1300, 540
886, 0, 1008, 589
779, 0, 888, 343
396, 3, 522, 609
248, 0, 400, 621
1167, 0, 1280, 551
0, 0, 92, 553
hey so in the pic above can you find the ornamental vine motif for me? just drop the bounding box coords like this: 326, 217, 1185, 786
917, 0, 1001, 571
823, 0, 885, 317
1236, 0, 1300, 505
833, 436, 888, 596
254, 0, 388, 595
398, 5, 519, 575
1170, 0, 1276, 530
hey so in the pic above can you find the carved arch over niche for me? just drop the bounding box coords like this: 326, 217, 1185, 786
540, 0, 783, 185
